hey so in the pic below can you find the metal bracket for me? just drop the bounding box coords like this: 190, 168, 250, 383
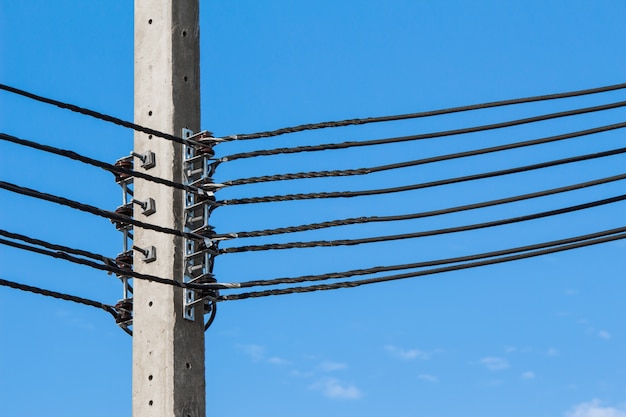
133, 245, 157, 263
132, 198, 156, 216
132, 151, 156, 169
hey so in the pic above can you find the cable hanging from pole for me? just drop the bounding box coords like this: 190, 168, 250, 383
216, 173, 626, 239
0, 232, 239, 291
0, 276, 119, 319
221, 146, 626, 205
219, 230, 626, 300
217, 100, 626, 163
225, 81, 626, 141
221, 121, 626, 187
219, 194, 626, 253
0, 180, 222, 242
234, 225, 626, 288
0, 132, 211, 195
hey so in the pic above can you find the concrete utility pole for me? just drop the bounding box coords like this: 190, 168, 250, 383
132, 1, 205, 416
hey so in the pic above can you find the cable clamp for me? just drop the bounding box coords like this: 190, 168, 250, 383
131, 151, 156, 169
132, 198, 156, 216
132, 245, 156, 263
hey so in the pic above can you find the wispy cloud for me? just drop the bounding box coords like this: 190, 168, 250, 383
598, 330, 611, 340
236, 343, 265, 361
546, 347, 560, 357
521, 371, 535, 380
318, 361, 347, 372
267, 356, 291, 365
385, 344, 434, 360
310, 377, 363, 400
479, 357, 510, 371
565, 399, 626, 417
417, 374, 439, 383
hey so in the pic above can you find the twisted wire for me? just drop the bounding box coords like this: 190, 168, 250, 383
224, 121, 626, 186
221, 100, 626, 162
0, 277, 118, 318
0, 180, 211, 242
220, 194, 626, 253
236, 225, 626, 288
220, 230, 626, 300
222, 146, 626, 205
220, 173, 626, 239
228, 82, 626, 141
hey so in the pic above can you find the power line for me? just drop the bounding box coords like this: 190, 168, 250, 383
223, 121, 626, 187
0, 83, 189, 146
0, 180, 212, 242
219, 194, 626, 253
235, 226, 626, 288
219, 173, 626, 239
0, 233, 237, 290
228, 82, 626, 141
0, 276, 118, 318
222, 146, 626, 205
219, 230, 626, 300
0, 132, 206, 195
219, 100, 626, 162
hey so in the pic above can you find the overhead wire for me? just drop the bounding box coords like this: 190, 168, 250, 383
219, 229, 626, 300
235, 225, 626, 288
0, 232, 238, 290
219, 99, 626, 162
0, 83, 192, 146
0, 180, 215, 242
219, 194, 626, 253
218, 173, 626, 239
227, 82, 626, 141
0, 277, 119, 319
222, 146, 626, 205
0, 132, 209, 195
223, 121, 626, 187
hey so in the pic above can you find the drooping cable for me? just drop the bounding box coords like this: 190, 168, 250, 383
220, 100, 626, 162
235, 225, 626, 288
0, 132, 207, 195
223, 121, 626, 186
219, 194, 626, 253
0, 83, 189, 145
0, 180, 213, 241
219, 230, 626, 300
222, 146, 626, 205
218, 173, 626, 239
0, 277, 118, 318
0, 233, 238, 290
228, 82, 626, 141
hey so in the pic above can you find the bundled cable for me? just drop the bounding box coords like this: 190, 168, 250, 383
219, 194, 626, 253
219, 228, 626, 300
228, 82, 626, 141
222, 146, 626, 205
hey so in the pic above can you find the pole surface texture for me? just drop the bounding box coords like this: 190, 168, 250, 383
133, 1, 205, 416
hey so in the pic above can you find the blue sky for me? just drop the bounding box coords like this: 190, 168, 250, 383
1, 1, 626, 416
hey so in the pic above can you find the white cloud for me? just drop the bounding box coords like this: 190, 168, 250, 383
310, 377, 362, 400
479, 357, 510, 371
521, 371, 535, 380
318, 361, 347, 372
267, 356, 290, 365
565, 399, 626, 417
236, 344, 265, 361
417, 374, 439, 383
547, 347, 560, 357
385, 345, 433, 360
598, 330, 612, 340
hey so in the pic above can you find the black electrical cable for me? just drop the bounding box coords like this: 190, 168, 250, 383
0, 83, 189, 145
0, 132, 205, 194
236, 225, 626, 288
220, 100, 626, 162
0, 180, 210, 242
219, 231, 626, 300
224, 121, 626, 186
220, 194, 626, 253
222, 146, 626, 205
220, 173, 626, 239
0, 277, 118, 318
0, 229, 113, 263
0, 234, 235, 290
229, 82, 626, 141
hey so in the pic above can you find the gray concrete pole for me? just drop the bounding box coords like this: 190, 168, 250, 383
132, 1, 205, 416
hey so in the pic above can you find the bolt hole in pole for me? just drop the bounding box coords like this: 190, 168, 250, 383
185, 363, 191, 369
149, 401, 153, 407
148, 110, 153, 116
148, 18, 152, 24
148, 375, 153, 381
184, 76, 188, 82
148, 301, 153, 307
182, 30, 187, 37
